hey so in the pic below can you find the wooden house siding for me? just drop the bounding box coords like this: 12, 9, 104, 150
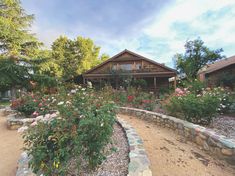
83, 49, 177, 92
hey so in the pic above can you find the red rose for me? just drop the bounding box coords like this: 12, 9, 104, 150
127, 95, 134, 102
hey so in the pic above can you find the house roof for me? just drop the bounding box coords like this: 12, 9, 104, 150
83, 49, 176, 75
198, 55, 235, 74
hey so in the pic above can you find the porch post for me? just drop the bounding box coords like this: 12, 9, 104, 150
174, 76, 177, 89
115, 78, 118, 89
83, 77, 86, 85
154, 77, 157, 92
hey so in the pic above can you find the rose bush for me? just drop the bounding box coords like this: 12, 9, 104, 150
100, 86, 156, 111
12, 92, 56, 117
164, 86, 233, 125
21, 86, 117, 175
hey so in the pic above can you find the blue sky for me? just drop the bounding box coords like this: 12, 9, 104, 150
22, 0, 235, 67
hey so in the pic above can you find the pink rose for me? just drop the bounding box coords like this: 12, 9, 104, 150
31, 121, 38, 126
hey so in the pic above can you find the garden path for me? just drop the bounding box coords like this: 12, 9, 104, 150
0, 110, 23, 176
118, 114, 235, 176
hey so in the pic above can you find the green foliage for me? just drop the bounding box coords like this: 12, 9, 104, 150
180, 79, 206, 94
51, 36, 109, 80
214, 72, 235, 88
131, 79, 147, 88
164, 87, 233, 125
100, 86, 156, 111
174, 38, 224, 79
0, 0, 57, 94
22, 87, 116, 175
0, 58, 32, 91
0, 0, 42, 59
165, 93, 219, 125
0, 100, 10, 107
13, 92, 53, 117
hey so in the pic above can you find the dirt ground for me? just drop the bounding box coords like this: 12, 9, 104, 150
118, 114, 235, 176
0, 111, 23, 176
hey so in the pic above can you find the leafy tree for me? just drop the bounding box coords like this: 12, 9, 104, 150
0, 0, 52, 98
51, 36, 109, 80
0, 58, 32, 91
174, 39, 224, 79
0, 0, 42, 59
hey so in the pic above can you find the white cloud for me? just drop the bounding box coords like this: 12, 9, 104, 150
138, 0, 235, 65
27, 0, 235, 66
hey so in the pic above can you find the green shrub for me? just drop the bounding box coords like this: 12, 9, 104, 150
165, 92, 220, 125
131, 79, 147, 88
214, 72, 235, 88
17, 102, 36, 116
22, 87, 116, 175
99, 86, 157, 111
15, 93, 53, 117
165, 87, 234, 125
182, 79, 205, 94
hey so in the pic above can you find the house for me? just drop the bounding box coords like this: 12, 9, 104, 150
83, 49, 177, 92
0, 90, 11, 101
198, 55, 235, 88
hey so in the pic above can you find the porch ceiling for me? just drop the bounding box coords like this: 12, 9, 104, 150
83, 72, 176, 79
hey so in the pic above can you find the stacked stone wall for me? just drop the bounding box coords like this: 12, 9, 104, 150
119, 107, 235, 165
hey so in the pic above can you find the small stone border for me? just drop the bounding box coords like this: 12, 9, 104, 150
16, 152, 35, 176
6, 113, 34, 130
16, 119, 152, 176
117, 117, 152, 176
119, 107, 235, 165
1, 106, 17, 116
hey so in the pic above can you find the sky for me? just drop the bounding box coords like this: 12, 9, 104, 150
22, 0, 235, 67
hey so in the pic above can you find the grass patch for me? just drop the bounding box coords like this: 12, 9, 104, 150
0, 100, 10, 107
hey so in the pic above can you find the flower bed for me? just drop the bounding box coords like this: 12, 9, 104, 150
119, 107, 235, 165
99, 86, 156, 111
163, 86, 234, 125
16, 87, 119, 175
16, 118, 152, 176
11, 92, 56, 118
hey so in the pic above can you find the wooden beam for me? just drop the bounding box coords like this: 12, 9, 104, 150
154, 77, 157, 91
83, 78, 86, 85
174, 76, 177, 89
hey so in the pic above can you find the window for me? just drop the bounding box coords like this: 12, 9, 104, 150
120, 64, 132, 71
112, 64, 117, 70
136, 63, 142, 70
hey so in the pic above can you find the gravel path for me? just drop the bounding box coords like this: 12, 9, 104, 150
119, 114, 235, 176
0, 110, 23, 176
68, 122, 129, 176
210, 115, 235, 139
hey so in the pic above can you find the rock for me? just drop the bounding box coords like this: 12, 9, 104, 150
203, 141, 210, 151
199, 133, 207, 140
196, 136, 204, 146
221, 148, 234, 156
142, 169, 152, 176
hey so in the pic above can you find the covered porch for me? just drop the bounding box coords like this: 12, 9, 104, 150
83, 72, 177, 93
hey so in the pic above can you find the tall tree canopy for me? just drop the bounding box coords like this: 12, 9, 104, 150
51, 36, 109, 80
0, 0, 48, 96
0, 0, 109, 94
174, 39, 224, 79
0, 0, 42, 59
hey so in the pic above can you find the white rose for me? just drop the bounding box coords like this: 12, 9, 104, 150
57, 101, 64, 105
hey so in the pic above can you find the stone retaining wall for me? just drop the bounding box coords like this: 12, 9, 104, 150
16, 152, 35, 176
6, 114, 34, 130
117, 117, 152, 176
119, 107, 235, 165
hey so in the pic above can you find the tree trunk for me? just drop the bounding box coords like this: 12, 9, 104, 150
11, 87, 17, 100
